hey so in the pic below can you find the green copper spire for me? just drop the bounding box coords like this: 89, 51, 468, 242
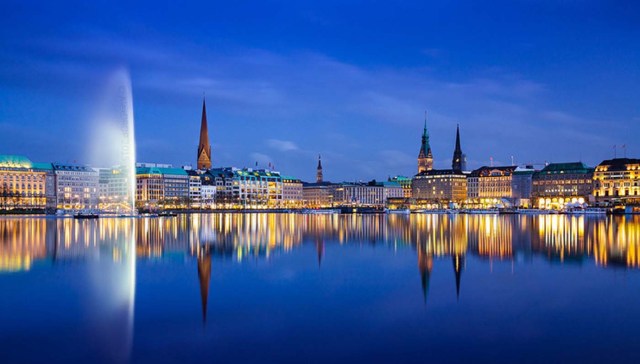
421, 111, 430, 153
417, 111, 434, 173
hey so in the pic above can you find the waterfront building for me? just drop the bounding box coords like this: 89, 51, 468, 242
511, 166, 536, 207
467, 166, 517, 207
207, 167, 283, 208
0, 155, 50, 211
53, 163, 99, 213
282, 176, 303, 208
593, 158, 640, 205
412, 169, 468, 206
417, 113, 433, 173
382, 181, 404, 202
389, 176, 412, 198
333, 182, 384, 207
136, 164, 189, 209
302, 182, 335, 208
331, 180, 404, 207
197, 99, 212, 170
97, 167, 130, 212
186, 169, 203, 208
532, 162, 594, 209
200, 184, 216, 208
411, 124, 467, 206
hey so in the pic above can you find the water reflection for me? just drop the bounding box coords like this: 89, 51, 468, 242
2, 214, 640, 319
3, 214, 640, 270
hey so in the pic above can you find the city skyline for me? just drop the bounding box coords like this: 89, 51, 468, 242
1, 1, 639, 182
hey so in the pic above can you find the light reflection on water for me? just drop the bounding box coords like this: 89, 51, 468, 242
2, 214, 639, 271
2, 213, 640, 363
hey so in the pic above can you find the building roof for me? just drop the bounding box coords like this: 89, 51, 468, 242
303, 181, 335, 187
539, 162, 593, 174
596, 158, 640, 172
513, 166, 536, 175
281, 175, 302, 182
415, 169, 466, 177
207, 167, 281, 179
32, 162, 53, 171
52, 163, 96, 173
469, 166, 517, 177
136, 166, 188, 176
0, 155, 33, 168
390, 175, 412, 182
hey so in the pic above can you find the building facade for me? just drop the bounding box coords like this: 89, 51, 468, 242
389, 176, 412, 198
282, 176, 303, 208
593, 158, 640, 205
53, 164, 99, 213
207, 167, 283, 208
412, 170, 468, 205
136, 165, 189, 209
0, 155, 49, 211
186, 169, 202, 208
97, 167, 130, 213
511, 166, 536, 207
333, 182, 385, 207
532, 162, 594, 209
467, 166, 517, 207
302, 182, 335, 208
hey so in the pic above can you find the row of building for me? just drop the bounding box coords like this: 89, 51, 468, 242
0, 153, 405, 212
2, 100, 637, 212
403, 119, 640, 209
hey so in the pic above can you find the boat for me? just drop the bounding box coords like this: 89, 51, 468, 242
74, 212, 99, 219
565, 207, 607, 215
385, 208, 410, 215
158, 211, 178, 217
413, 209, 457, 215
465, 208, 499, 215
301, 209, 340, 215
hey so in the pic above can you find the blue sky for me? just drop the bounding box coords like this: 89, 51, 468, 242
1, 0, 638, 181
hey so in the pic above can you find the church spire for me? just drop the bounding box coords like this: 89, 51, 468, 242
316, 154, 323, 183
417, 111, 433, 173
197, 98, 212, 170
452, 123, 463, 172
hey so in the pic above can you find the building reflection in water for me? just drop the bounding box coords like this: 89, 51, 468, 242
2, 214, 640, 315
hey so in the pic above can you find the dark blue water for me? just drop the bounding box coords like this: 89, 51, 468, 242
1, 214, 639, 363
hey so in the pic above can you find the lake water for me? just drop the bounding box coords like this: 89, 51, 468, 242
1, 213, 640, 363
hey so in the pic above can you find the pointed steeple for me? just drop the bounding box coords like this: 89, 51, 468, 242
316, 154, 323, 183
417, 111, 433, 173
452, 124, 463, 172
197, 99, 212, 170
197, 248, 212, 324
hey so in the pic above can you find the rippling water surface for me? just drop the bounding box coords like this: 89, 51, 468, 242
2, 213, 640, 363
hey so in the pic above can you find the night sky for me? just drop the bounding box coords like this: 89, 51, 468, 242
1, 0, 638, 181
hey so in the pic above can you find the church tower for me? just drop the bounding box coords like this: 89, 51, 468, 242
417, 112, 433, 173
452, 124, 463, 172
197, 99, 212, 170
316, 155, 323, 183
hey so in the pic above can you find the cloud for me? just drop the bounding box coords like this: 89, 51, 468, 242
1, 33, 635, 179
266, 139, 299, 152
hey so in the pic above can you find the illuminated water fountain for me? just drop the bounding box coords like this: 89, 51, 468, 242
90, 68, 137, 215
